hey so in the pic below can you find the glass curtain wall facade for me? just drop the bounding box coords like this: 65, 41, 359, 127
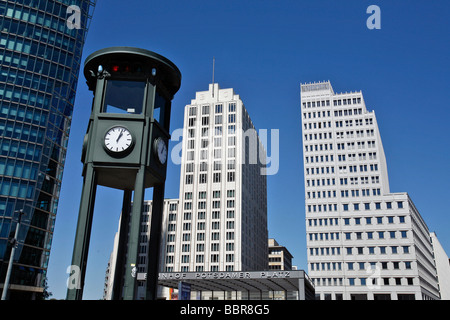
0, 0, 95, 299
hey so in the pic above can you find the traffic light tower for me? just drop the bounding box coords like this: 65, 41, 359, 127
66, 47, 181, 300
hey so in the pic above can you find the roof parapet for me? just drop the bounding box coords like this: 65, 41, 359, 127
300, 80, 334, 96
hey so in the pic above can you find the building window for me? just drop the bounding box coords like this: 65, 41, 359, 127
103, 80, 146, 114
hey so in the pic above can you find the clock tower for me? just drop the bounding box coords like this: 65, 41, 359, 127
66, 47, 181, 300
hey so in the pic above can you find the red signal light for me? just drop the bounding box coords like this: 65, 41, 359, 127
110, 63, 143, 76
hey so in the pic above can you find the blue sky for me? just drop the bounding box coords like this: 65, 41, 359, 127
47, 0, 450, 299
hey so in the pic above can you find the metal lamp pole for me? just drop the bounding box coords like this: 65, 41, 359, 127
1, 209, 24, 300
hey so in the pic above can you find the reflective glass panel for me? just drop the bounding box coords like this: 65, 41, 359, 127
103, 80, 146, 114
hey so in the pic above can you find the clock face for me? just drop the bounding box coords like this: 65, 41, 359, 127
104, 126, 133, 154
154, 137, 167, 165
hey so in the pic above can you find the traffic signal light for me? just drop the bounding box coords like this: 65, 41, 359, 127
108, 62, 144, 78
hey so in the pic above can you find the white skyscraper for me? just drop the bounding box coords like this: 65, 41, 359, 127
167, 83, 268, 273
300, 81, 440, 300
104, 83, 269, 300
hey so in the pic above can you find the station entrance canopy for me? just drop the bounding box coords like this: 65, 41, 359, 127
141, 270, 315, 300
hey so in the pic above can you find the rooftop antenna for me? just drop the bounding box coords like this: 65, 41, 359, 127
212, 56, 215, 97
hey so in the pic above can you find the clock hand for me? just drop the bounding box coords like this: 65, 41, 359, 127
116, 130, 123, 143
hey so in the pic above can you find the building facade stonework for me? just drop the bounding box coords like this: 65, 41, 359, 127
301, 81, 440, 300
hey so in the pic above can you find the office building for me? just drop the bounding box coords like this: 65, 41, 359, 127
430, 232, 450, 300
300, 81, 440, 300
103, 199, 179, 300
105, 83, 269, 299
170, 83, 268, 273
0, 0, 95, 299
268, 238, 293, 271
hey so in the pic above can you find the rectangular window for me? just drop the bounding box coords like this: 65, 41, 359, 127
103, 80, 146, 115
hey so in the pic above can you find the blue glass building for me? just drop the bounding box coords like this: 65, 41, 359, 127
0, 0, 95, 299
